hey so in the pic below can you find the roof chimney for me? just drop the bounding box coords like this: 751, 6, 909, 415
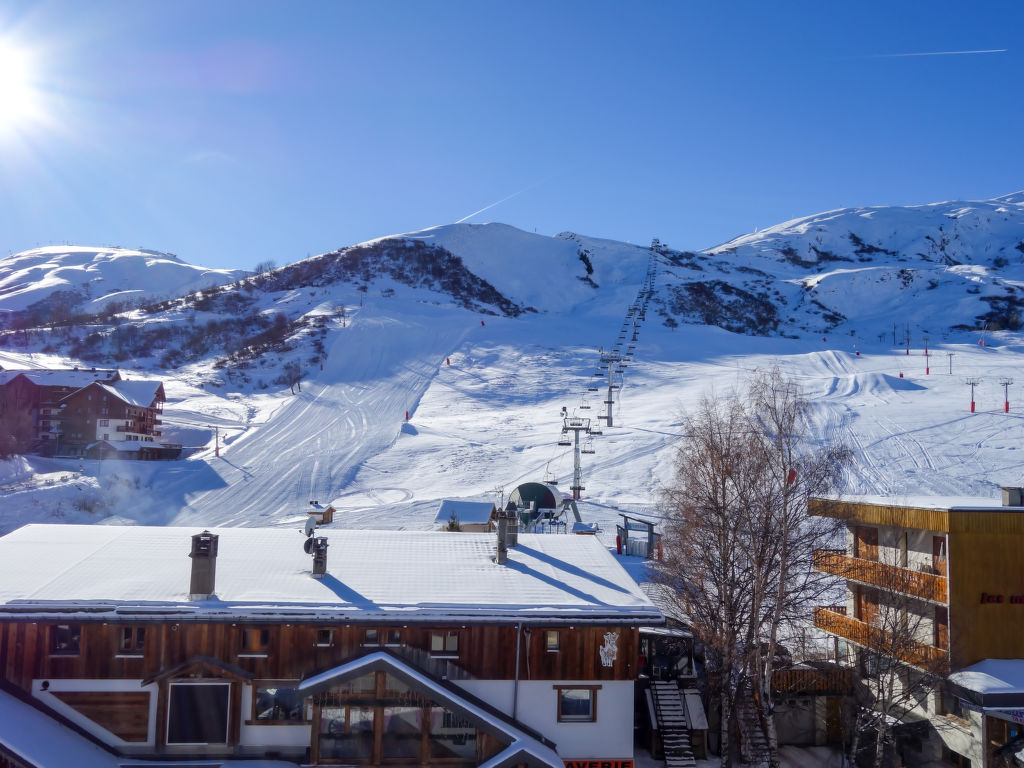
311, 537, 328, 578
496, 502, 518, 564
189, 530, 218, 600
1003, 487, 1024, 507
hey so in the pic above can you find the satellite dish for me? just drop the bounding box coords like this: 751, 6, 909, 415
303, 537, 315, 555
303, 516, 317, 538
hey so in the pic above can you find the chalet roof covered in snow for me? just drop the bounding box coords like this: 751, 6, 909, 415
96, 379, 163, 407
0, 368, 119, 388
0, 524, 663, 624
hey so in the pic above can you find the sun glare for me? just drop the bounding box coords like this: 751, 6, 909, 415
0, 40, 41, 135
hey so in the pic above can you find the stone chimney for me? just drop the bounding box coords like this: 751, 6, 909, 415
506, 500, 519, 547
312, 537, 329, 578
1002, 487, 1024, 507
496, 502, 519, 564
189, 530, 219, 600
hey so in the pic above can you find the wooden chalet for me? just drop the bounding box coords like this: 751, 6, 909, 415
0, 524, 663, 767
58, 380, 167, 457
0, 368, 119, 449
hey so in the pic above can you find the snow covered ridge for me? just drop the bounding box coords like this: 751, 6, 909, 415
0, 245, 245, 315
671, 194, 1024, 337
257, 236, 530, 317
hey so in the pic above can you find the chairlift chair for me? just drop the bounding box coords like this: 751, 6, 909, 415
581, 438, 595, 455
557, 436, 572, 447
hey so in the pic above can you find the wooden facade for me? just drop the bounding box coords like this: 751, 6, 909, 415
810, 494, 1024, 767
811, 496, 1024, 668
0, 621, 638, 694
0, 618, 638, 765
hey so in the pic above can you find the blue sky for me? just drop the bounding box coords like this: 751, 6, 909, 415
0, 1, 1019, 270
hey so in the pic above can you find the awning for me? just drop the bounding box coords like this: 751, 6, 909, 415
948, 659, 1024, 708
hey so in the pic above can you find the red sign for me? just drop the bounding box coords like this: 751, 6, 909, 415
980, 592, 1024, 604
564, 762, 633, 768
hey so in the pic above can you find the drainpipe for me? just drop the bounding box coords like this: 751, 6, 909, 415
513, 622, 522, 721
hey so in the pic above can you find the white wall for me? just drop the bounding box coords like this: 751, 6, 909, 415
238, 685, 311, 749
457, 679, 635, 759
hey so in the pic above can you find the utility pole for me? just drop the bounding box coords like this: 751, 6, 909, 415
209, 425, 220, 457
946, 352, 955, 375
924, 349, 931, 375
966, 378, 981, 413
1001, 378, 1014, 413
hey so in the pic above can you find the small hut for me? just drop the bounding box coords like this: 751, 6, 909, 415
433, 500, 496, 532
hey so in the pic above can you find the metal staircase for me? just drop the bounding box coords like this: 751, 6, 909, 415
651, 680, 696, 768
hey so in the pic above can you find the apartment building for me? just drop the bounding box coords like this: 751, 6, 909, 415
811, 490, 1024, 768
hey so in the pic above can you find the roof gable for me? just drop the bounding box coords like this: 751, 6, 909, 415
298, 649, 560, 766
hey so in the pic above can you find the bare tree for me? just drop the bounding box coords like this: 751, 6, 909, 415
656, 368, 850, 768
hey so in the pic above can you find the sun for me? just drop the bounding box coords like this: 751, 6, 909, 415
0, 40, 41, 135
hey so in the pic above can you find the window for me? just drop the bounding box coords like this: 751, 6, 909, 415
385, 629, 402, 646
253, 684, 305, 723
118, 626, 145, 655
98, 418, 108, 425
240, 628, 270, 656
429, 630, 459, 657
545, 630, 560, 652
363, 628, 379, 646
51, 624, 81, 655
316, 629, 334, 647
555, 686, 599, 722
167, 682, 230, 744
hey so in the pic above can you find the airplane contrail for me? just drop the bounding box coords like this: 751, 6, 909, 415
866, 48, 1007, 58
454, 183, 542, 224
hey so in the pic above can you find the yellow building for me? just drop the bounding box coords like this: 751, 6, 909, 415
811, 489, 1024, 768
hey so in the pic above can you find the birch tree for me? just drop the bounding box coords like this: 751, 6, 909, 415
656, 368, 850, 768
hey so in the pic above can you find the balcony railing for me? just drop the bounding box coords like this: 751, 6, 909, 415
813, 606, 947, 670
773, 665, 853, 694
813, 549, 947, 603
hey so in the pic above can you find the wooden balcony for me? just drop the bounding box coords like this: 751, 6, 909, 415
773, 665, 853, 694
813, 606, 947, 670
813, 549, 947, 603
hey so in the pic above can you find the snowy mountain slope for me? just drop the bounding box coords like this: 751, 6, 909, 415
0, 246, 245, 315
4, 194, 1024, 540
651, 195, 1024, 339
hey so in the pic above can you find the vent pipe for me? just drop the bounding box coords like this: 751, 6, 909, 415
1002, 487, 1024, 507
312, 537, 329, 578
189, 530, 219, 600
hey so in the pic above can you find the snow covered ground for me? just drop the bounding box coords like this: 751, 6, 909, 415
3, 293, 1023, 545
3, 199, 1024, 541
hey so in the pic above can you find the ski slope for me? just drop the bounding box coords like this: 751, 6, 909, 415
5, 297, 1024, 541
4, 199, 1024, 537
